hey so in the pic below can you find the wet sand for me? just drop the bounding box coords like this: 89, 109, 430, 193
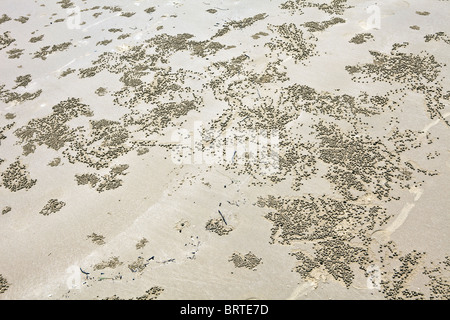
0, 0, 449, 300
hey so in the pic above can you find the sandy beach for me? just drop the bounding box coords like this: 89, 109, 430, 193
0, 0, 449, 300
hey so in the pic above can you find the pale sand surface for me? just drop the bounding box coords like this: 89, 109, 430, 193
0, 0, 449, 300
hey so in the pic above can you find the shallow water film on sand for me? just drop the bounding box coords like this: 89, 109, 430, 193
0, 0, 449, 300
